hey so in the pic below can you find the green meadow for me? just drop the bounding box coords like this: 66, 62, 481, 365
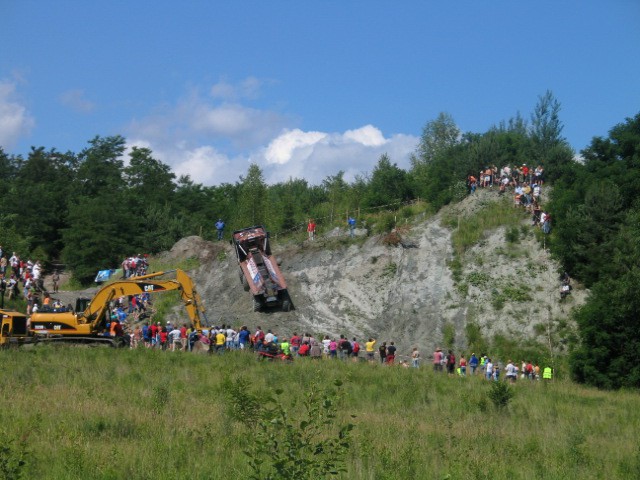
1, 347, 639, 479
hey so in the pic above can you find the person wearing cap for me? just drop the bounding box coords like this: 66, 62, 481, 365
215, 218, 225, 241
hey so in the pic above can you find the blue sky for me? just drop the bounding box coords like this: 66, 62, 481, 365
1, 0, 638, 185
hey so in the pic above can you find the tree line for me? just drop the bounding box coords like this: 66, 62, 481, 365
1, 91, 637, 389
0, 91, 569, 282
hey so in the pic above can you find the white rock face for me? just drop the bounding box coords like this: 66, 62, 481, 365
184, 192, 585, 359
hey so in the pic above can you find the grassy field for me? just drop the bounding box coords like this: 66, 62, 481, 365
1, 346, 639, 479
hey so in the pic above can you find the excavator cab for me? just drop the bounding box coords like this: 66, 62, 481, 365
75, 297, 91, 314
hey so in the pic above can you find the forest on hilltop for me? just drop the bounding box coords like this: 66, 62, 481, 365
0, 91, 638, 389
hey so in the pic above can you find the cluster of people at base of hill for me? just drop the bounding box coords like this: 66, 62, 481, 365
121, 254, 149, 279
432, 348, 553, 381
0, 246, 57, 310
121, 321, 422, 364
466, 163, 551, 234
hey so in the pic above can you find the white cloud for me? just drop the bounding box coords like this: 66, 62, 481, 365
258, 127, 417, 185
265, 129, 327, 165
124, 79, 418, 187
343, 124, 387, 147
0, 80, 34, 149
58, 89, 95, 113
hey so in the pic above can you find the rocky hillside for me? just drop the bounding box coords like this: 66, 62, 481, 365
165, 189, 586, 358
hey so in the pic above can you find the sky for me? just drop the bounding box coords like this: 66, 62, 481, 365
1, 0, 639, 186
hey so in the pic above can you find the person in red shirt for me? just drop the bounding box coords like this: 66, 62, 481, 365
298, 341, 310, 356
307, 219, 316, 240
159, 327, 169, 351
180, 324, 188, 351
290, 332, 302, 355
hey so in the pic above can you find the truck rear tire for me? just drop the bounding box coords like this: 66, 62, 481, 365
253, 298, 262, 312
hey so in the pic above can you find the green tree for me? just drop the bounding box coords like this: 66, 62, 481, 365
10, 147, 75, 258
322, 171, 349, 224
529, 90, 574, 181
413, 112, 460, 166
362, 153, 411, 209
123, 146, 176, 208
236, 163, 268, 228
62, 192, 133, 284
75, 135, 126, 196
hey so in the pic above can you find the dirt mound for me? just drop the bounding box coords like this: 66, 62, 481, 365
159, 235, 223, 263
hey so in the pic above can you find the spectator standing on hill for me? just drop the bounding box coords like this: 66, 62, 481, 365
379, 342, 387, 364
351, 337, 360, 360
329, 338, 338, 358
469, 353, 479, 375
348, 216, 356, 238
467, 175, 477, 194
51, 270, 60, 293
365, 338, 376, 362
433, 347, 443, 372
459, 355, 467, 376
307, 219, 316, 240
505, 360, 517, 383
386, 342, 396, 365
290, 332, 301, 355
215, 219, 225, 241
310, 341, 322, 359
411, 347, 420, 368
485, 359, 494, 380
446, 350, 456, 375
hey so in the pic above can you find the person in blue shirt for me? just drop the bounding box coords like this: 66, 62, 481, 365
348, 216, 356, 238
469, 353, 479, 375
215, 219, 225, 241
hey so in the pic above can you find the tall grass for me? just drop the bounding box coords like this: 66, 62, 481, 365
0, 347, 638, 479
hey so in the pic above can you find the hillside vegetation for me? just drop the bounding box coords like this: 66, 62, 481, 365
1, 347, 639, 479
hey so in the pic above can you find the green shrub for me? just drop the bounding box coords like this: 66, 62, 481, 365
505, 226, 520, 243
442, 322, 456, 349
488, 381, 514, 409
373, 212, 397, 234
467, 271, 490, 287
226, 377, 355, 480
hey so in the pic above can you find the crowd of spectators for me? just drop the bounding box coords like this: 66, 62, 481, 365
432, 349, 553, 382
121, 254, 149, 279
0, 246, 50, 312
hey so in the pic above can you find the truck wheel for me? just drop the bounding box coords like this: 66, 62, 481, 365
253, 299, 262, 312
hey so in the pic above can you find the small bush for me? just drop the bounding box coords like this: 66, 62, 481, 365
505, 226, 520, 243
373, 213, 397, 234
382, 263, 398, 278
442, 322, 456, 349
467, 271, 490, 287
488, 381, 514, 409
0, 438, 27, 480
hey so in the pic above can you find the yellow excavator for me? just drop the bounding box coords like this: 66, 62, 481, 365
24, 269, 209, 347
0, 309, 31, 347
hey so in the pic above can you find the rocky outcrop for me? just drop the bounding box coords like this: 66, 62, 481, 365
184, 191, 585, 358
